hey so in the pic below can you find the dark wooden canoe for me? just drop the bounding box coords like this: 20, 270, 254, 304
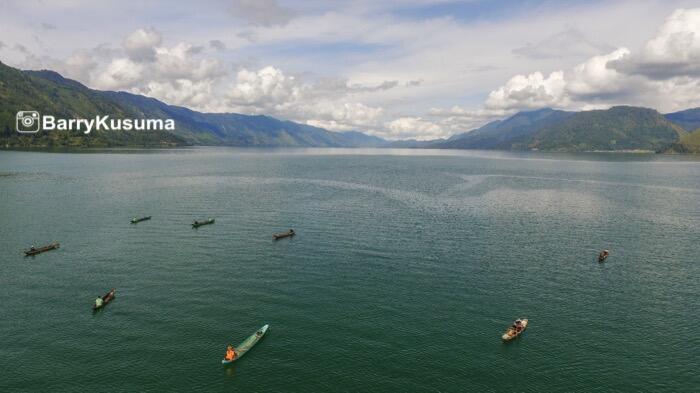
131, 216, 151, 224
24, 242, 60, 256
93, 288, 116, 310
273, 229, 295, 240
598, 250, 610, 262
192, 218, 215, 228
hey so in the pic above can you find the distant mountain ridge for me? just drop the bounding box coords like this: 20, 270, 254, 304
2, 60, 700, 153
664, 108, 700, 132
0, 61, 386, 148
432, 106, 695, 153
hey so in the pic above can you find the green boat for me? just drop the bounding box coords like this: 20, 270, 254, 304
131, 216, 151, 224
222, 324, 269, 365
192, 218, 215, 228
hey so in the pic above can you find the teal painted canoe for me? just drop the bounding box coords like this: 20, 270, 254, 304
222, 324, 269, 365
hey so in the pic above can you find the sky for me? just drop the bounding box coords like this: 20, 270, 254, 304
1, 0, 699, 140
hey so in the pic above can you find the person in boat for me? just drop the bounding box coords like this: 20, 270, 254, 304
95, 296, 104, 308
30, 245, 36, 251
256, 331, 263, 337
225, 345, 236, 361
512, 319, 523, 332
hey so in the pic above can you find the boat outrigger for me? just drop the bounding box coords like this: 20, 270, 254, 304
273, 229, 295, 240
192, 218, 215, 228
93, 288, 116, 310
502, 318, 528, 341
24, 242, 60, 256
131, 216, 151, 224
222, 324, 269, 365
598, 250, 610, 262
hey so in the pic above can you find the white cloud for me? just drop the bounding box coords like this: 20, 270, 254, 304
485, 71, 567, 110
123, 28, 161, 61
481, 8, 700, 114
386, 117, 445, 140
610, 8, 700, 79
227, 66, 301, 108
566, 48, 631, 97
93, 58, 144, 90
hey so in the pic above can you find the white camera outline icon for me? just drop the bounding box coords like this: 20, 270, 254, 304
16, 111, 41, 133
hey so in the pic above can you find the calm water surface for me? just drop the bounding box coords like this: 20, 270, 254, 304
0, 148, 698, 392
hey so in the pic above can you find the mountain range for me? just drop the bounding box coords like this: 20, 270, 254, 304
1, 60, 699, 153
0, 61, 385, 148
400, 107, 700, 153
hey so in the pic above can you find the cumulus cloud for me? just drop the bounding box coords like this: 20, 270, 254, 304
609, 8, 700, 79
482, 8, 700, 113
223, 66, 386, 133
428, 106, 508, 134
123, 28, 161, 61
93, 58, 144, 90
566, 48, 631, 97
485, 71, 567, 110
386, 117, 445, 140
226, 66, 301, 108
304, 102, 385, 132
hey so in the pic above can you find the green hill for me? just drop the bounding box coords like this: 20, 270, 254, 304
433, 106, 686, 153
435, 108, 573, 149
0, 63, 185, 148
0, 61, 386, 148
525, 106, 685, 152
663, 129, 700, 153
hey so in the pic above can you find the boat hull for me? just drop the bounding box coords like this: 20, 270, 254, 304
93, 289, 116, 310
192, 219, 215, 228
502, 319, 528, 341
131, 216, 151, 224
24, 242, 60, 256
222, 324, 269, 364
273, 230, 295, 240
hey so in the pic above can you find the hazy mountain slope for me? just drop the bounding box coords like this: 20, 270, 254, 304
434, 108, 574, 149
664, 108, 700, 131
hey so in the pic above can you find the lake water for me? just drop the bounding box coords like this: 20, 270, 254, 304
1, 148, 698, 392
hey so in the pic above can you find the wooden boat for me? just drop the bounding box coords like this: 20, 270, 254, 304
93, 288, 116, 310
222, 324, 269, 365
131, 216, 151, 224
598, 250, 610, 262
192, 218, 215, 228
273, 229, 295, 240
24, 242, 60, 256
502, 318, 528, 341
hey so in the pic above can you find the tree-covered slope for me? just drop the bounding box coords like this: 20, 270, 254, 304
524, 106, 685, 152
0, 63, 185, 147
0, 62, 386, 148
663, 129, 700, 153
